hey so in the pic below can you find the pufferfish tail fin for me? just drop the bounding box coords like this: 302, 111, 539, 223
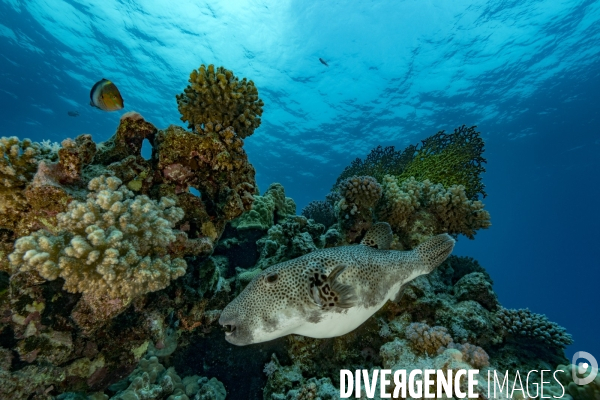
361, 222, 393, 250
413, 234, 456, 274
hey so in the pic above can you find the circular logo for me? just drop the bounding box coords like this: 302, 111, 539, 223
572, 351, 598, 386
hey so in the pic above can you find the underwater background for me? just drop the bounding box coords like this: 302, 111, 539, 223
0, 0, 599, 398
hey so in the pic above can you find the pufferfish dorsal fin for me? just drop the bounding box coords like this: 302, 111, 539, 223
360, 222, 393, 250
308, 264, 356, 310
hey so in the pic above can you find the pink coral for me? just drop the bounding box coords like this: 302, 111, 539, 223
405, 322, 453, 354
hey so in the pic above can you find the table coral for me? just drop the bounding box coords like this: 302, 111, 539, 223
333, 144, 416, 188
9, 175, 187, 301
176, 64, 264, 139
399, 125, 487, 200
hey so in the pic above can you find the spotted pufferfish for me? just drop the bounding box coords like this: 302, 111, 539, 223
219, 222, 455, 345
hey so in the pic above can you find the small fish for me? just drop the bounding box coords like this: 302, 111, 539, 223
67, 111, 79, 117
89, 78, 124, 111
319, 58, 329, 67
220, 223, 455, 345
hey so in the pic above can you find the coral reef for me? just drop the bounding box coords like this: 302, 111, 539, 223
333, 144, 416, 188
550, 363, 600, 400
405, 322, 453, 354
399, 125, 487, 200
9, 176, 187, 302
334, 175, 383, 243
155, 124, 257, 240
300, 200, 335, 228
1, 63, 263, 398
496, 307, 573, 348
378, 175, 491, 248
0, 62, 574, 400
109, 356, 226, 400
231, 183, 295, 231
176, 64, 264, 139
337, 175, 382, 208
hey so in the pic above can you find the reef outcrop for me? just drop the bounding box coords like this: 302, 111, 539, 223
0, 67, 575, 400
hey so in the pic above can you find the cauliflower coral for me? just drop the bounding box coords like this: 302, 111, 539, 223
9, 176, 187, 300
378, 175, 491, 248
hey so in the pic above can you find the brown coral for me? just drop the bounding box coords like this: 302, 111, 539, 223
155, 124, 256, 238
176, 64, 264, 139
405, 322, 453, 354
378, 175, 491, 248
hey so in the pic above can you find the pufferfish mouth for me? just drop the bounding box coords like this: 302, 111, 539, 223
222, 324, 237, 336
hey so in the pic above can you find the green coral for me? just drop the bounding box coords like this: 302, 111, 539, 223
176, 64, 264, 139
230, 183, 296, 231
399, 125, 486, 200
334, 144, 415, 189
9, 175, 187, 301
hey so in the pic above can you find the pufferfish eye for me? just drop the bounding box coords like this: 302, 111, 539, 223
265, 272, 278, 283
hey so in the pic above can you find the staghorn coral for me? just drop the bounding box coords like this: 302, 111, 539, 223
231, 182, 295, 231
176, 64, 264, 139
301, 200, 335, 228
496, 307, 573, 349
378, 175, 491, 248
9, 175, 187, 301
399, 125, 486, 200
405, 322, 453, 354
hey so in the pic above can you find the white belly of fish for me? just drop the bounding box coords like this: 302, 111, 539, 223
292, 303, 385, 338
291, 280, 406, 338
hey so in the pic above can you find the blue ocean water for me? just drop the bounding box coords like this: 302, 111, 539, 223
0, 0, 598, 368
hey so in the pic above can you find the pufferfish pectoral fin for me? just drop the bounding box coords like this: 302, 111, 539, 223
309, 264, 356, 310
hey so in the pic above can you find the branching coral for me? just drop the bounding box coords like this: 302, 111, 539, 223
496, 307, 573, 348
399, 125, 486, 200
378, 175, 491, 248
301, 200, 335, 228
334, 144, 416, 188
176, 64, 264, 139
9, 176, 187, 301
